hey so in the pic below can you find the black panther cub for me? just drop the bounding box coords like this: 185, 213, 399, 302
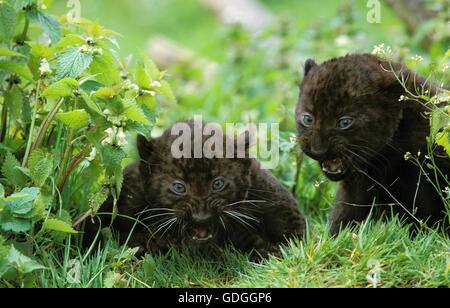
85, 120, 306, 259
295, 53, 449, 235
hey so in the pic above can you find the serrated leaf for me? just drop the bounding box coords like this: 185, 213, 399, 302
28, 149, 53, 187
43, 218, 78, 233
7, 245, 46, 274
89, 54, 120, 86
136, 93, 156, 111
1, 152, 27, 188
436, 130, 450, 157
0, 49, 25, 57
57, 47, 93, 79
0, 3, 17, 46
0, 60, 34, 81
104, 270, 122, 288
123, 100, 150, 125
80, 90, 102, 115
56, 109, 90, 130
0, 216, 30, 232
93, 87, 115, 99
100, 144, 125, 177
54, 34, 85, 49
17, 193, 45, 220
44, 83, 71, 98
25, 9, 62, 43
11, 0, 34, 11
135, 62, 151, 89
138, 49, 160, 81
88, 185, 109, 215
159, 80, 176, 103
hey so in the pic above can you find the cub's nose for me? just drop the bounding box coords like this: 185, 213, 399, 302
191, 213, 214, 226
309, 146, 328, 158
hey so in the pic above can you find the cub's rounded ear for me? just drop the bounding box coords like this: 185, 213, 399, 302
304, 58, 317, 77
136, 134, 153, 160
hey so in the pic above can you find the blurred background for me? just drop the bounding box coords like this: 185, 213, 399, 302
49, 0, 449, 218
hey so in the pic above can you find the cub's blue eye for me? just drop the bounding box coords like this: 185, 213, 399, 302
336, 117, 353, 129
301, 114, 313, 127
171, 182, 186, 194
212, 178, 226, 192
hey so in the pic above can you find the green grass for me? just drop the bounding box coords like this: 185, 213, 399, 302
35, 216, 449, 288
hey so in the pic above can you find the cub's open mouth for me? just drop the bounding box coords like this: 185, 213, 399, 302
321, 158, 345, 175
191, 226, 214, 242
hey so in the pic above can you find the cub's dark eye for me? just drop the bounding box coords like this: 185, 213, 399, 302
211, 177, 226, 192
336, 117, 353, 130
171, 181, 186, 194
300, 113, 313, 127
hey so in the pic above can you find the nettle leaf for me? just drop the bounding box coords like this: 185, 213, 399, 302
0, 60, 34, 81
88, 185, 109, 216
80, 90, 102, 115
0, 3, 17, 45
25, 9, 62, 43
54, 34, 85, 49
7, 245, 46, 274
0, 216, 30, 233
42, 78, 79, 98
0, 49, 25, 57
135, 63, 151, 89
89, 53, 120, 86
93, 87, 116, 99
1, 152, 27, 188
56, 109, 90, 130
43, 218, 78, 233
57, 47, 93, 80
11, 0, 35, 11
100, 144, 125, 177
123, 100, 150, 125
160, 80, 176, 103
138, 49, 160, 80
436, 130, 450, 157
136, 93, 156, 111
28, 149, 53, 187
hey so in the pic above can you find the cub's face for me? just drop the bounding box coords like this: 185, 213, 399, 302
295, 54, 405, 181
137, 121, 253, 246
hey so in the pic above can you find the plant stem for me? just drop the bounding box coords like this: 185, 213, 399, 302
22, 78, 41, 167
31, 96, 64, 153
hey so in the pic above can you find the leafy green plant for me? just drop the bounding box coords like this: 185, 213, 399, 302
0, 0, 174, 287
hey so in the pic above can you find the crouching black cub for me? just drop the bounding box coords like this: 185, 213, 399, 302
295, 53, 449, 235
86, 120, 306, 259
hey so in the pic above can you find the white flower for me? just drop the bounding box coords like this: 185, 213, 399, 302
289, 135, 297, 144
398, 95, 407, 101
371, 43, 385, 55
442, 64, 448, 72
116, 127, 128, 147
410, 54, 424, 63
102, 126, 128, 147
39, 58, 51, 76
102, 127, 115, 145
151, 80, 161, 88
141, 89, 156, 96
86, 147, 97, 161
404, 152, 412, 160
371, 43, 392, 56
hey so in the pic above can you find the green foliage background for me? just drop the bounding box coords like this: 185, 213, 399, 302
0, 0, 448, 287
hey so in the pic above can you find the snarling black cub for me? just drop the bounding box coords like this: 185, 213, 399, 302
295, 53, 449, 235
86, 120, 306, 259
